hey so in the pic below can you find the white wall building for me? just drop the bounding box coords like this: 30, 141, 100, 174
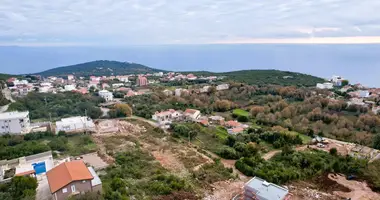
112, 83, 124, 88
216, 84, 229, 91
55, 116, 95, 134
200, 86, 210, 93
13, 79, 29, 86
152, 109, 183, 124
162, 89, 173, 96
64, 84, 76, 91
184, 109, 201, 121
316, 82, 334, 89
67, 75, 74, 81
98, 90, 114, 102
0, 111, 30, 134
175, 88, 183, 97
359, 90, 370, 98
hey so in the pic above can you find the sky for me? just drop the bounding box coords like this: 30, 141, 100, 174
1, 0, 380, 46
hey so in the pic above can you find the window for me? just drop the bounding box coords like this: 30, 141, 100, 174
62, 188, 67, 193
71, 185, 76, 193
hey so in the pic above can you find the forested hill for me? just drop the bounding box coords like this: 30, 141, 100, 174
191, 70, 326, 87
36, 60, 163, 77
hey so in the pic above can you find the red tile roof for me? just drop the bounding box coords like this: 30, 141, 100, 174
185, 109, 199, 114
226, 120, 241, 127
16, 170, 35, 176
46, 160, 93, 193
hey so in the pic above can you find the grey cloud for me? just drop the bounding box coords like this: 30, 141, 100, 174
0, 0, 379, 45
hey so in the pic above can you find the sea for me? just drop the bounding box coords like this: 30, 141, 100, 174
0, 44, 379, 87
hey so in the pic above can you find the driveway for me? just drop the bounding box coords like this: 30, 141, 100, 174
36, 174, 53, 200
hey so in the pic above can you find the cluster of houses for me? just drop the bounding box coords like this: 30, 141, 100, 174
316, 75, 348, 90
160, 72, 220, 82
6, 71, 223, 97
162, 84, 230, 97
0, 151, 102, 200
152, 108, 249, 134
315, 75, 380, 115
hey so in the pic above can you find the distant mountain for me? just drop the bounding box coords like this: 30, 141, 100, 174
36, 60, 164, 77
189, 70, 325, 87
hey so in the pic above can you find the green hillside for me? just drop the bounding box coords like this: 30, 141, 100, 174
37, 60, 164, 77
191, 70, 325, 87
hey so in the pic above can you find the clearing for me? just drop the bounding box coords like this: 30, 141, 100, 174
233, 109, 249, 117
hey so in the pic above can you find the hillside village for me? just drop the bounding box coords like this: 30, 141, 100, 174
1, 67, 380, 200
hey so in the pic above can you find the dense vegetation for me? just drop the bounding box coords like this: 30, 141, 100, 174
190, 70, 325, 87
235, 149, 367, 185
0, 176, 38, 200
37, 60, 163, 77
127, 82, 380, 148
0, 132, 97, 160
8, 92, 103, 120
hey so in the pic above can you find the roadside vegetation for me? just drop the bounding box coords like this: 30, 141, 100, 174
0, 131, 97, 160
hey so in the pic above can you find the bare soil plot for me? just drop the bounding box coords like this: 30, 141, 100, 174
81, 152, 109, 170
328, 173, 380, 200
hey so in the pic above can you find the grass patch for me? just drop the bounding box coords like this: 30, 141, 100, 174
233, 109, 249, 117
215, 126, 229, 140
66, 135, 98, 156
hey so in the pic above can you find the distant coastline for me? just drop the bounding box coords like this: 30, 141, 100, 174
0, 44, 379, 86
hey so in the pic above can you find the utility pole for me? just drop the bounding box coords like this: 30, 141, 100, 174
84, 109, 87, 135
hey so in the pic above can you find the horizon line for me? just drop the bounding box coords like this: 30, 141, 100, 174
1, 36, 380, 47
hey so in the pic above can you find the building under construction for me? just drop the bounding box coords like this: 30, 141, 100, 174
237, 177, 291, 200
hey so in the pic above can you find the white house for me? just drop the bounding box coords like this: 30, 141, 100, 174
331, 75, 344, 86
64, 85, 76, 91
55, 116, 95, 134
67, 75, 74, 81
152, 109, 183, 124
40, 82, 53, 87
216, 84, 229, 91
0, 111, 30, 134
162, 89, 173, 96
153, 72, 164, 77
175, 88, 183, 97
112, 83, 124, 88
184, 109, 201, 121
200, 86, 210, 93
316, 82, 334, 89
13, 79, 29, 86
359, 90, 370, 98
98, 90, 113, 102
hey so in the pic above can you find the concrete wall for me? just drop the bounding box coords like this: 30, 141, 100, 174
54, 180, 92, 200
0, 117, 30, 134
92, 184, 102, 193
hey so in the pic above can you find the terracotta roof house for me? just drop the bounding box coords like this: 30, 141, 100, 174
225, 120, 241, 128
184, 109, 201, 121
47, 160, 102, 200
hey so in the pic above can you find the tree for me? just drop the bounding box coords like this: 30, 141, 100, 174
373, 134, 380, 150
214, 100, 233, 112
9, 176, 38, 199
114, 104, 133, 117
329, 148, 338, 156
341, 80, 349, 86
250, 106, 265, 117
